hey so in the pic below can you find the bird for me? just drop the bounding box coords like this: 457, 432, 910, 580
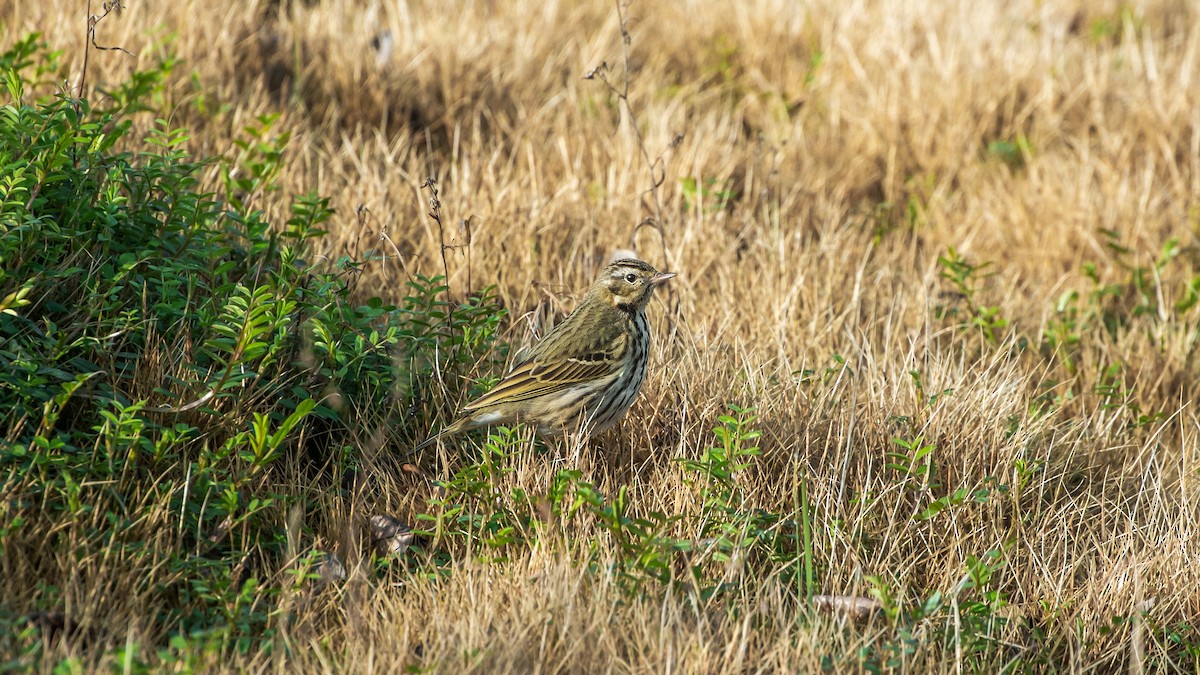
415, 258, 675, 451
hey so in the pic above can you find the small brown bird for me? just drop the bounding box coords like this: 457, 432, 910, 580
416, 258, 675, 450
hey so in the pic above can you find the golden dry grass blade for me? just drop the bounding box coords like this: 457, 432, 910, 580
4, 0, 1200, 671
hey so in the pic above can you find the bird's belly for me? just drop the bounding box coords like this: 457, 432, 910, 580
527, 376, 617, 433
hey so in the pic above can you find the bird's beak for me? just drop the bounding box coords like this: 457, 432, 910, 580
650, 272, 676, 286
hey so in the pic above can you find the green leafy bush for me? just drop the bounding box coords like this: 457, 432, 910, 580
0, 34, 505, 664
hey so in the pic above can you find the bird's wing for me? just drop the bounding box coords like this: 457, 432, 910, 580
461, 315, 627, 411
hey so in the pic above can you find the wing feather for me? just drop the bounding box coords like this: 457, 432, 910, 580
460, 360, 608, 410
462, 327, 627, 411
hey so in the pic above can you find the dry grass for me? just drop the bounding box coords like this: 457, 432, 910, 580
4, 0, 1200, 671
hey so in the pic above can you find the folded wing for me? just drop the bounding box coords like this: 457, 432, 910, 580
462, 330, 626, 410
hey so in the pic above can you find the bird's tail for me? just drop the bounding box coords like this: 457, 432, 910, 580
412, 431, 443, 452
412, 417, 470, 452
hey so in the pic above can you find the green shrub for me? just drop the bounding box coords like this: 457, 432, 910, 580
0, 34, 505, 664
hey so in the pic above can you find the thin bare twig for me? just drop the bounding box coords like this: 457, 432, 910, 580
422, 177, 448, 286
79, 0, 134, 98
583, 0, 678, 266
460, 216, 475, 297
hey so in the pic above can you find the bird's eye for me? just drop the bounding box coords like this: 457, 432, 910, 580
625, 273, 637, 283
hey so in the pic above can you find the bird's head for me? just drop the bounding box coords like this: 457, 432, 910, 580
594, 258, 675, 311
